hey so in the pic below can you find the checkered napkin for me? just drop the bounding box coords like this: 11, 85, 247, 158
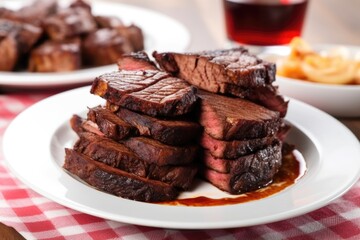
1, 93, 360, 240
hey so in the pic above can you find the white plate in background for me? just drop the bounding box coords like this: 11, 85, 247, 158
0, 0, 190, 89
3, 86, 360, 229
259, 44, 360, 117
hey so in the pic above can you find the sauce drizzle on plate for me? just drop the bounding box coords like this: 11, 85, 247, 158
162, 146, 306, 207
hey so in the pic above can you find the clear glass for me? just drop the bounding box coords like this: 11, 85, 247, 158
223, 0, 309, 52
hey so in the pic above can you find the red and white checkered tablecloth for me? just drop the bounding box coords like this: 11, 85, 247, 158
1, 92, 360, 240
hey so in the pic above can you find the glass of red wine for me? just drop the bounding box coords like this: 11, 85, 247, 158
223, 0, 309, 53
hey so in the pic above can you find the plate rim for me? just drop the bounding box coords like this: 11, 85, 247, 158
3, 86, 360, 229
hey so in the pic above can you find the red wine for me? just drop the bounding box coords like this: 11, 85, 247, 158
223, 0, 308, 45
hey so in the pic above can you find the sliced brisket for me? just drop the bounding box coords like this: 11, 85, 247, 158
222, 84, 288, 117
74, 132, 198, 189
90, 70, 168, 101
201, 132, 275, 159
63, 148, 179, 202
91, 70, 198, 117
119, 77, 197, 117
153, 48, 288, 116
87, 106, 137, 141
198, 90, 281, 140
123, 137, 198, 166
201, 140, 282, 194
153, 47, 275, 88
70, 114, 105, 137
113, 107, 201, 146
117, 51, 158, 71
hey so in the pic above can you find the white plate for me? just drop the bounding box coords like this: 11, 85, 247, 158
0, 0, 190, 89
259, 44, 360, 117
3, 86, 360, 229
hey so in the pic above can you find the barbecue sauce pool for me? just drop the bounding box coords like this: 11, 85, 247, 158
160, 145, 306, 207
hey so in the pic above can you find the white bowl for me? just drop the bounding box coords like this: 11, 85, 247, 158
259, 44, 360, 118
276, 76, 360, 117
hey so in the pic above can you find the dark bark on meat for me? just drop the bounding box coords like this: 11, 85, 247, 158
63, 148, 179, 202
87, 106, 137, 141
91, 70, 198, 117
201, 140, 282, 194
153, 48, 288, 116
119, 77, 198, 117
123, 137, 198, 166
113, 107, 201, 146
153, 48, 275, 88
201, 132, 275, 159
74, 132, 198, 189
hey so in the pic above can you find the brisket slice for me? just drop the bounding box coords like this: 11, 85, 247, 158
90, 70, 168, 101
117, 51, 158, 71
222, 84, 288, 118
71, 115, 198, 167
153, 48, 288, 116
74, 132, 197, 189
119, 77, 198, 117
202, 140, 282, 194
153, 47, 275, 88
198, 90, 281, 140
63, 148, 179, 202
112, 106, 202, 146
123, 137, 198, 166
87, 106, 137, 141
201, 132, 275, 159
91, 70, 198, 117
70, 114, 105, 137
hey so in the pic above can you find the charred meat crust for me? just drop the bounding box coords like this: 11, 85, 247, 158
87, 106, 137, 141
74, 132, 198, 189
201, 140, 282, 194
90, 70, 198, 117
113, 107, 202, 146
201, 132, 275, 159
64, 148, 179, 202
152, 48, 288, 116
153, 47, 276, 88
123, 137, 198, 166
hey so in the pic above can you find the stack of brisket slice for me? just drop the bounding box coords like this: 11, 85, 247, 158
63, 47, 289, 202
63, 69, 202, 202
154, 48, 287, 194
